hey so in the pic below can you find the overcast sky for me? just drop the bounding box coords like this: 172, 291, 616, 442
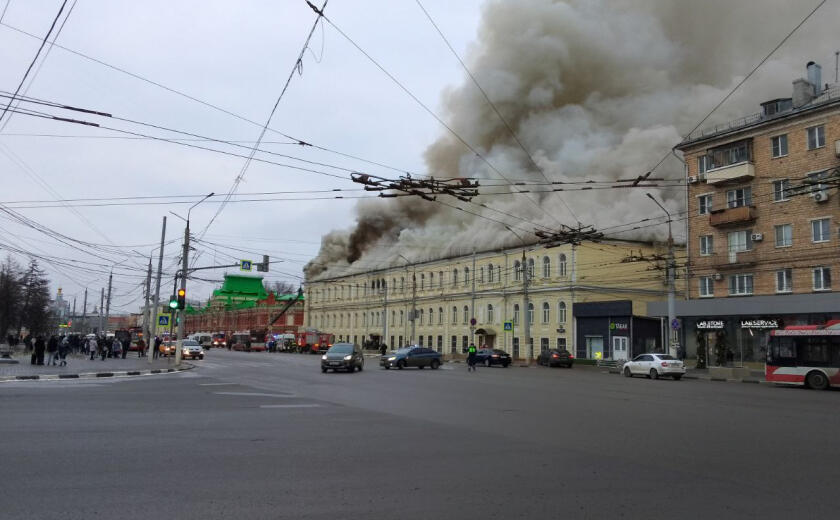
0, 0, 485, 312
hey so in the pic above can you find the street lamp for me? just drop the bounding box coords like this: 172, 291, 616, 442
504, 226, 533, 363
397, 254, 415, 346
647, 193, 677, 357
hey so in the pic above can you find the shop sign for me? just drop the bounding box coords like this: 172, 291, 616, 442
609, 322, 629, 331
740, 319, 779, 330
696, 320, 724, 330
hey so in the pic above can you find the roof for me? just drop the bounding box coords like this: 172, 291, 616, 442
212, 274, 268, 300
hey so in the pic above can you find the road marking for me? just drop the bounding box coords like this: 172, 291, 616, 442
259, 404, 320, 409
213, 392, 295, 398
199, 382, 237, 386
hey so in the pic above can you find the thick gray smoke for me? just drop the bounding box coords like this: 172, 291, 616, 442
306, 0, 840, 279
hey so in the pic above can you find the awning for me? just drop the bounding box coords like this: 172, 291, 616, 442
475, 328, 496, 336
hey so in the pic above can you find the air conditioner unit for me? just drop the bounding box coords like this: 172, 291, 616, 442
813, 190, 830, 202
751, 233, 764, 242
687, 175, 698, 184
713, 273, 723, 281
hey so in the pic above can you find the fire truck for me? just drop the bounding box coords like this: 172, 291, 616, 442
294, 329, 334, 354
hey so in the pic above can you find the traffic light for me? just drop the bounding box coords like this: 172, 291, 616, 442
168, 295, 178, 312
257, 255, 269, 272
177, 288, 186, 310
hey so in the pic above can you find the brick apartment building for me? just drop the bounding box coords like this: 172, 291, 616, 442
650, 61, 840, 364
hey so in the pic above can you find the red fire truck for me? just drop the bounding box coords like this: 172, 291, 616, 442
294, 329, 334, 354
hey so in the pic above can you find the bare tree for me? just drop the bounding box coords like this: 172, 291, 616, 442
265, 281, 297, 296
0, 256, 22, 340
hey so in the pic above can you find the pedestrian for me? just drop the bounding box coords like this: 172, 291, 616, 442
24, 333, 33, 352
98, 336, 107, 361
467, 342, 477, 372
121, 338, 128, 359
88, 336, 97, 360
153, 336, 161, 359
245, 336, 252, 351
34, 335, 46, 365
112, 337, 123, 360
137, 338, 146, 358
380, 342, 387, 356
58, 337, 69, 367
46, 335, 58, 365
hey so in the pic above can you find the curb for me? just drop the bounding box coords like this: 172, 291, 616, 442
0, 363, 194, 383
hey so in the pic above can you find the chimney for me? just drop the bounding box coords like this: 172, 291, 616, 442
792, 78, 814, 108
807, 61, 822, 94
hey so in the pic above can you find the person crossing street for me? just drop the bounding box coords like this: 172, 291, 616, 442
467, 343, 477, 372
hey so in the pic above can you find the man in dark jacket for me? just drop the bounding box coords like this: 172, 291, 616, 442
34, 336, 46, 365
46, 335, 58, 365
153, 336, 161, 359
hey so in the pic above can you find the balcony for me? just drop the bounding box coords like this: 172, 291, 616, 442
704, 161, 755, 185
709, 205, 756, 227
711, 250, 758, 270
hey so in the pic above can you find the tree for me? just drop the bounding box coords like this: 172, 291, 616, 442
0, 256, 22, 340
18, 260, 52, 336
265, 281, 297, 296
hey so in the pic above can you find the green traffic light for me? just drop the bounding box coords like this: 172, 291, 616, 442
169, 299, 178, 309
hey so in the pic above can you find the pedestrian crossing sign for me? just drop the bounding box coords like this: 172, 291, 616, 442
240, 260, 253, 271
503, 321, 513, 331
158, 315, 170, 326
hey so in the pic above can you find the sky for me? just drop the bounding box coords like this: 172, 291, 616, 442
0, 0, 485, 312
2, 0, 840, 315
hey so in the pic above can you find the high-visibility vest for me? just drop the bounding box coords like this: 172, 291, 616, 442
468, 345, 476, 354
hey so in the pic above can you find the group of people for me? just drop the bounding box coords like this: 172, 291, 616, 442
14, 333, 166, 366
24, 334, 74, 366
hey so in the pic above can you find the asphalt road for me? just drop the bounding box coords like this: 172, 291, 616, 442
2, 349, 838, 519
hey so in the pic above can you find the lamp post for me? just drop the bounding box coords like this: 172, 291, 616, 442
398, 254, 415, 346
171, 193, 214, 367
646, 193, 677, 357
505, 226, 532, 363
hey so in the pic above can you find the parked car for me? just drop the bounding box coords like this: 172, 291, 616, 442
381, 346, 441, 370
622, 353, 685, 380
321, 343, 364, 373
474, 348, 512, 367
537, 349, 574, 368
180, 340, 205, 360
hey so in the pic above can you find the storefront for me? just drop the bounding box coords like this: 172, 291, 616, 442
648, 293, 840, 366
573, 300, 662, 360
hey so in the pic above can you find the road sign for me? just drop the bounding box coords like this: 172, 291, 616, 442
470, 318, 477, 326
158, 315, 170, 326
671, 318, 680, 330
240, 260, 253, 271
503, 321, 513, 331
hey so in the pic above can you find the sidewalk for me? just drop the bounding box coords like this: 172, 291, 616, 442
0, 352, 191, 381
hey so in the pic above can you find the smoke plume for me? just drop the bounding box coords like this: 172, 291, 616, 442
305, 0, 840, 279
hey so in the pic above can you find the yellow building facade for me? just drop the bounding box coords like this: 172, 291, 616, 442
306, 239, 679, 360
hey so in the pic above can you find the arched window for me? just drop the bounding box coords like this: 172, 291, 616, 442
340, 314, 344, 327
479, 266, 485, 283
542, 302, 550, 323
527, 258, 535, 279
452, 306, 458, 324
559, 254, 567, 278
354, 313, 358, 327
464, 267, 470, 286
513, 304, 520, 325
453, 269, 459, 287
488, 264, 494, 283
420, 273, 425, 290
399, 310, 404, 326
514, 261, 521, 282
542, 256, 550, 278
527, 303, 534, 325
558, 301, 567, 323
391, 310, 395, 325
428, 308, 433, 326
438, 307, 444, 325
463, 305, 469, 324
439, 271, 444, 288
487, 304, 494, 323
429, 272, 434, 288
400, 277, 405, 292
419, 308, 424, 325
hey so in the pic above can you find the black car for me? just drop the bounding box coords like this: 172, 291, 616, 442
321, 343, 364, 373
380, 346, 442, 370
474, 348, 512, 367
537, 349, 574, 368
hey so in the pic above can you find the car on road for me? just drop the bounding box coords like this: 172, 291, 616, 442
474, 348, 512, 367
622, 353, 685, 380
211, 333, 227, 348
381, 346, 441, 370
321, 343, 364, 373
181, 340, 205, 360
537, 349, 574, 368
159, 341, 175, 357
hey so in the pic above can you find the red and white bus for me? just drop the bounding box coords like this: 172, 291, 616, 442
766, 321, 840, 390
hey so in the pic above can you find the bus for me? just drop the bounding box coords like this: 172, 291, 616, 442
766, 321, 840, 390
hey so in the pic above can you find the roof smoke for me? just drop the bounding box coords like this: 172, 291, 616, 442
305, 0, 840, 279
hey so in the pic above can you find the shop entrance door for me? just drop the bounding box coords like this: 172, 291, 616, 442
612, 336, 628, 360
585, 336, 604, 360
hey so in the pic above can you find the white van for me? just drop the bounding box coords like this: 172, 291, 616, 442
189, 333, 213, 347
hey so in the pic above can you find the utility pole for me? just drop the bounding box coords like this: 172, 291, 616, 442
522, 249, 532, 362
175, 222, 189, 367
71, 297, 76, 332
98, 288, 104, 334
647, 193, 678, 357
470, 250, 476, 345
382, 281, 388, 348
81, 288, 87, 334
142, 258, 152, 352
410, 271, 416, 345
104, 270, 113, 335
149, 216, 166, 363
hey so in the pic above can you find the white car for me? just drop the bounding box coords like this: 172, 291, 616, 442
181, 340, 205, 360
622, 353, 685, 380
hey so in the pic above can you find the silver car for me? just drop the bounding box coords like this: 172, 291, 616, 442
622, 353, 685, 380
181, 340, 205, 360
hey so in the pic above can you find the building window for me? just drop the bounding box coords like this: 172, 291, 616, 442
558, 301, 566, 323
479, 267, 485, 283
728, 274, 754, 296
771, 134, 788, 158
452, 306, 457, 325
418, 309, 424, 326
807, 124, 825, 150
556, 338, 567, 350
487, 264, 494, 283
774, 224, 792, 247
542, 302, 550, 324
558, 254, 567, 277
699, 235, 714, 256
698, 155, 711, 174
527, 258, 535, 279
439, 271, 443, 288
513, 261, 521, 282
436, 336, 442, 352
812, 218, 830, 243
542, 256, 550, 278
487, 304, 494, 323
428, 308, 433, 326
453, 269, 459, 287
698, 194, 713, 215
527, 303, 534, 325
464, 267, 470, 286
429, 272, 434, 288
463, 305, 469, 325
726, 187, 752, 208
540, 338, 549, 353
703, 139, 753, 170
438, 307, 443, 325
513, 304, 520, 325
399, 310, 403, 326
776, 269, 792, 293
451, 336, 457, 354
814, 267, 831, 291
773, 179, 790, 202
727, 230, 752, 253
420, 273, 425, 290
699, 276, 714, 297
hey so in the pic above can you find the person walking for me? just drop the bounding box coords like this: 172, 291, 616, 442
137, 338, 146, 358
153, 336, 161, 359
467, 342, 477, 372
46, 335, 58, 365
58, 337, 69, 367
98, 336, 107, 361
121, 338, 128, 359
88, 336, 97, 360
112, 337, 122, 360
34, 335, 46, 365
380, 342, 387, 357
